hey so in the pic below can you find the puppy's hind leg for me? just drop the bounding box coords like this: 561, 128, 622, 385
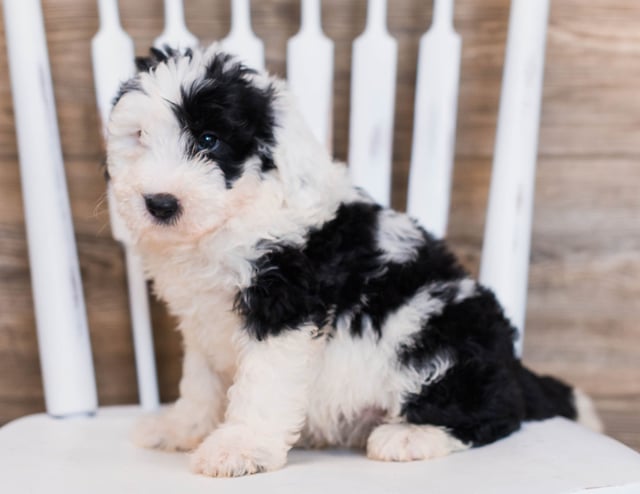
366, 423, 468, 462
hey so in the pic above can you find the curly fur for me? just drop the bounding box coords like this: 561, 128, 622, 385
106, 44, 601, 478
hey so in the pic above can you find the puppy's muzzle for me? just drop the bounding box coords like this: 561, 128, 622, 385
144, 193, 181, 223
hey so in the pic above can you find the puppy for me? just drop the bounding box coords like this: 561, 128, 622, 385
106, 45, 601, 477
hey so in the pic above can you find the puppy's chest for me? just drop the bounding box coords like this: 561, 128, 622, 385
150, 258, 242, 373
184, 291, 240, 374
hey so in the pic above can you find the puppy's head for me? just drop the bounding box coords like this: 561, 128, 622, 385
106, 45, 317, 248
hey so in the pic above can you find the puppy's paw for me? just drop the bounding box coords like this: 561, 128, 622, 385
190, 424, 288, 477
366, 423, 468, 462
132, 410, 212, 452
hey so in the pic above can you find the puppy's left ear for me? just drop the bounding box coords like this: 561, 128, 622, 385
112, 46, 192, 108
112, 77, 142, 107
135, 45, 191, 73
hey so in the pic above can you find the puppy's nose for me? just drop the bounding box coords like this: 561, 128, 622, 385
144, 193, 180, 222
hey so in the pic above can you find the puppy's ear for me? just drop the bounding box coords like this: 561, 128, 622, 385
112, 77, 143, 107
113, 46, 191, 108
134, 55, 156, 73
135, 45, 192, 73
135, 47, 168, 73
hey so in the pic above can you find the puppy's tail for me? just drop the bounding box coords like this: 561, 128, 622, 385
516, 363, 603, 432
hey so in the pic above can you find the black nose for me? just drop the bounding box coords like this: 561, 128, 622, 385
144, 193, 180, 222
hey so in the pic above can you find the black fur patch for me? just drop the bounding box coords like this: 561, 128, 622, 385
235, 201, 466, 340
515, 365, 577, 421
403, 360, 525, 446
170, 52, 277, 187
235, 244, 326, 339
399, 287, 576, 446
237, 200, 578, 446
397, 286, 515, 370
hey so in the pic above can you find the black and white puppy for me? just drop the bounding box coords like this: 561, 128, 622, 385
106, 45, 601, 477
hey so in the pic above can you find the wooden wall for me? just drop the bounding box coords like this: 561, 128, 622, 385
0, 0, 638, 451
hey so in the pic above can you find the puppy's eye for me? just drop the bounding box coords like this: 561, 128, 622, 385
197, 132, 220, 152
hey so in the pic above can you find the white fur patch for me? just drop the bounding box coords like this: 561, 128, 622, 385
366, 423, 469, 461
573, 388, 604, 433
455, 278, 477, 302
376, 209, 424, 263
190, 424, 288, 477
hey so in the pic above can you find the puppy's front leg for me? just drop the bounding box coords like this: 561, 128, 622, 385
191, 327, 318, 477
132, 344, 226, 452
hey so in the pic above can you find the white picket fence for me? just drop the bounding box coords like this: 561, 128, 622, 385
2, 0, 549, 417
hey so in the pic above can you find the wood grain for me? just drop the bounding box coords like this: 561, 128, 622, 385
0, 0, 638, 452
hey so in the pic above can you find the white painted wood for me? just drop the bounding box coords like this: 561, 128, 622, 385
123, 250, 159, 410
154, 0, 198, 50
2, 407, 640, 493
92, 0, 160, 411
221, 0, 265, 71
287, 0, 335, 151
93, 0, 135, 139
2, 0, 97, 417
91, 0, 135, 249
479, 0, 551, 356
347, 0, 398, 207
406, 0, 461, 238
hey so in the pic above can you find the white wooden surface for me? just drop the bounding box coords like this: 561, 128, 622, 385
92, 0, 134, 139
2, 0, 97, 417
221, 0, 265, 71
122, 249, 159, 410
406, 0, 461, 238
92, 0, 160, 411
153, 0, 198, 49
287, 0, 334, 151
347, 0, 397, 207
1, 407, 639, 493
479, 0, 551, 355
